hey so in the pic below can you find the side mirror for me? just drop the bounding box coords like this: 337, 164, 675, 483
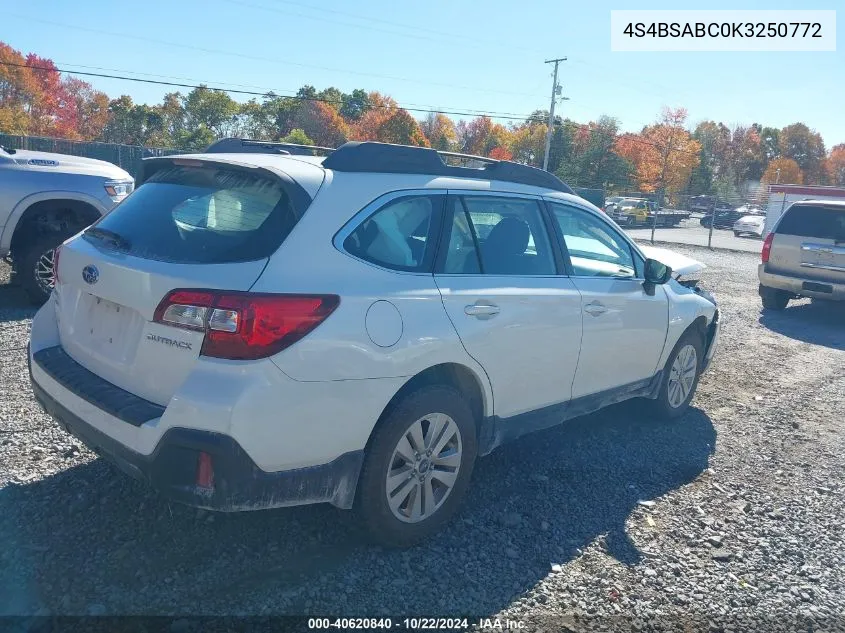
644, 258, 672, 285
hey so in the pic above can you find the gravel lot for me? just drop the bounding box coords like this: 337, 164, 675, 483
1, 247, 844, 631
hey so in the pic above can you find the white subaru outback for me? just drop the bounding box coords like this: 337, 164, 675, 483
28, 139, 720, 546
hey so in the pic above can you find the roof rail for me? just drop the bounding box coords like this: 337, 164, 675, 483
205, 138, 336, 156
321, 142, 573, 193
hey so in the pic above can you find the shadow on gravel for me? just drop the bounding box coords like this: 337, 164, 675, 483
0, 404, 715, 616
759, 300, 845, 351
0, 281, 36, 322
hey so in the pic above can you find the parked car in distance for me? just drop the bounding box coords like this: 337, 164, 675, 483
0, 145, 134, 303
700, 206, 746, 230
733, 214, 765, 238
759, 200, 845, 309
29, 139, 720, 546
603, 196, 626, 214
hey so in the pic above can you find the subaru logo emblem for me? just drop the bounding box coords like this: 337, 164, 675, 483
82, 265, 99, 285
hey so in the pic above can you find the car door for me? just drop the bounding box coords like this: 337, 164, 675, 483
546, 200, 669, 399
433, 193, 582, 423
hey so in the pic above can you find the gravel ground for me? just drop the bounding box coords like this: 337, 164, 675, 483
1, 247, 844, 632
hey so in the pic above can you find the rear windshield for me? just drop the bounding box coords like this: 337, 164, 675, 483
87, 165, 298, 263
776, 205, 845, 240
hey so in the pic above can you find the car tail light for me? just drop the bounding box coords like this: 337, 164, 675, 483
153, 290, 339, 360
761, 232, 775, 263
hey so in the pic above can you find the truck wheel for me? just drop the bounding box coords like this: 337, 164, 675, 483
17, 233, 68, 305
355, 385, 477, 547
759, 284, 790, 311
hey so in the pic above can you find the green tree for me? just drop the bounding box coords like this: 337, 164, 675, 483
182, 86, 240, 138
281, 128, 314, 145
779, 123, 826, 184
340, 89, 371, 122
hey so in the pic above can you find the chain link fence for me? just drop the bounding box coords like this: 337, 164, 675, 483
617, 184, 774, 253
0, 134, 183, 179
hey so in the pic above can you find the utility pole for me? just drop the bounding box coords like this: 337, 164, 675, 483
542, 57, 566, 172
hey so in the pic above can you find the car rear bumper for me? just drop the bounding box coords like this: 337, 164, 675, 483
29, 347, 364, 510
758, 265, 845, 301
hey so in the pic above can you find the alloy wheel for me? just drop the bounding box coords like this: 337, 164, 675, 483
667, 344, 698, 408
384, 413, 462, 523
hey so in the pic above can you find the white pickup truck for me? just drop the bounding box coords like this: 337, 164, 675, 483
0, 145, 134, 303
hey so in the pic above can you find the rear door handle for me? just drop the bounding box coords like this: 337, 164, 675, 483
464, 302, 500, 319
584, 301, 607, 317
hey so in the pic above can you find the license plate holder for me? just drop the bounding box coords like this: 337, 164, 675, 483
86, 295, 125, 345
802, 281, 833, 294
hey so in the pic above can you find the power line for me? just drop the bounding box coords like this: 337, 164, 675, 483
0, 12, 547, 99
0, 60, 543, 122
218, 0, 546, 56
53, 61, 535, 119
2, 60, 702, 159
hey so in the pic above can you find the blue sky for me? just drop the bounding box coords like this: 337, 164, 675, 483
2, 0, 843, 145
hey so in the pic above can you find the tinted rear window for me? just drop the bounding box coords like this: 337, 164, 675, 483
777, 205, 845, 239
88, 165, 298, 263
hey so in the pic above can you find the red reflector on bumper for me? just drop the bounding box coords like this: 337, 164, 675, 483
196, 452, 214, 490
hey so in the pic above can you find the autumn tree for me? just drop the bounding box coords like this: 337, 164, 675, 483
488, 146, 513, 161
510, 120, 547, 167
291, 100, 350, 147
62, 77, 109, 140
827, 144, 845, 186
614, 108, 700, 200
420, 112, 458, 151
375, 109, 429, 146
762, 157, 803, 184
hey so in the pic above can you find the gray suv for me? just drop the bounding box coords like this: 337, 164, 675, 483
759, 200, 845, 309
0, 145, 134, 303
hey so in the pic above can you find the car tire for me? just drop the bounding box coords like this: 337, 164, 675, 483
759, 284, 790, 311
355, 385, 477, 548
17, 233, 69, 305
650, 330, 703, 420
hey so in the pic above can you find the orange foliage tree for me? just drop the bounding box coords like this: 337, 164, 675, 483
826, 144, 845, 186
291, 100, 350, 148
762, 157, 803, 185
613, 108, 700, 197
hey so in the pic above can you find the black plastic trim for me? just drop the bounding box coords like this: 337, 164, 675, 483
33, 346, 164, 427
29, 360, 364, 510
322, 142, 574, 193
478, 373, 662, 456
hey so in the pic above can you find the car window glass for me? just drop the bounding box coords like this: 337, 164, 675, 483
777, 205, 845, 239
344, 196, 434, 271
550, 203, 637, 278
447, 196, 555, 276
442, 201, 481, 274
89, 165, 294, 264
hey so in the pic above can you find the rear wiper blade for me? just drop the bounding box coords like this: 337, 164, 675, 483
84, 227, 131, 250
